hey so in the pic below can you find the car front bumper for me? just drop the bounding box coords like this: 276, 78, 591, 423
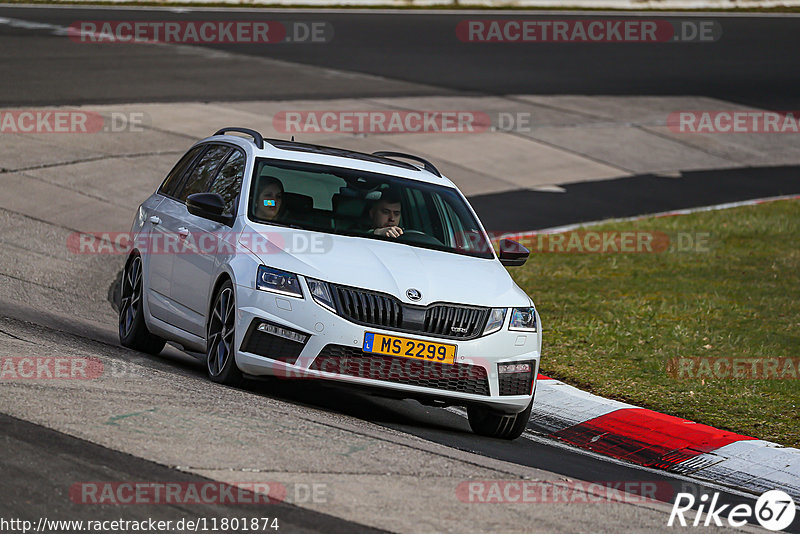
233, 282, 540, 414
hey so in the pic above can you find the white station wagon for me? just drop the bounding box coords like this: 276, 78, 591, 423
120, 127, 541, 439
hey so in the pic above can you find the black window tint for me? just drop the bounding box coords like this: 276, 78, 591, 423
176, 145, 231, 202
208, 150, 245, 216
159, 146, 204, 198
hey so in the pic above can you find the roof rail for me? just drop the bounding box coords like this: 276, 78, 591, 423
372, 151, 442, 177
213, 127, 264, 149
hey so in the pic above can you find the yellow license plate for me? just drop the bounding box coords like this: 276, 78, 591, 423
362, 332, 456, 365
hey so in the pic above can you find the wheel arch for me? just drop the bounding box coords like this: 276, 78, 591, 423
124, 248, 141, 267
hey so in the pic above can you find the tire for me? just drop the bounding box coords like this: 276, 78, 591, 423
206, 280, 244, 386
119, 254, 166, 355
467, 398, 534, 440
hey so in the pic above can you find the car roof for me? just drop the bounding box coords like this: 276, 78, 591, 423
201, 127, 458, 189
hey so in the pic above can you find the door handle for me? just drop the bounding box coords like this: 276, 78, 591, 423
178, 227, 190, 239
149, 216, 161, 225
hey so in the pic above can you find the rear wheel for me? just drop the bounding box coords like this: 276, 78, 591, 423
119, 254, 166, 355
206, 280, 244, 386
467, 399, 533, 440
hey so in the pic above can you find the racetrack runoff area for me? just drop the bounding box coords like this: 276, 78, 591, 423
2, 93, 800, 230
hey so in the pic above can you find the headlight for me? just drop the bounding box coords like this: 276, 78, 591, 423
256, 266, 303, 298
509, 307, 537, 332
307, 278, 336, 313
483, 308, 507, 335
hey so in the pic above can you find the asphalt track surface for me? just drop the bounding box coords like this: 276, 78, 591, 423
1, 5, 800, 533
0, 6, 799, 109
1, 413, 388, 534
472, 164, 800, 232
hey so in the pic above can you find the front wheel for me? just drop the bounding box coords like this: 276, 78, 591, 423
467, 399, 533, 440
119, 254, 165, 355
206, 280, 244, 386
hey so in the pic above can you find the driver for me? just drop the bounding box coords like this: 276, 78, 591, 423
368, 189, 403, 239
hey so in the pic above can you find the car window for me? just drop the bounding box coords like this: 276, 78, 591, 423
404, 188, 438, 237
207, 149, 245, 216
437, 195, 469, 248
248, 158, 493, 259
175, 144, 231, 202
158, 145, 204, 198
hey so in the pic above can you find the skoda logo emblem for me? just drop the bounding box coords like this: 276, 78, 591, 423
406, 288, 422, 301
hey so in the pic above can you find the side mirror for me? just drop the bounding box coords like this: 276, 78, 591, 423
498, 238, 530, 267
186, 193, 234, 226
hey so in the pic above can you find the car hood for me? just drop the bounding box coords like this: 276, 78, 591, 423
241, 225, 531, 307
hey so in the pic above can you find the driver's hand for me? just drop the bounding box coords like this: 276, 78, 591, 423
374, 226, 403, 238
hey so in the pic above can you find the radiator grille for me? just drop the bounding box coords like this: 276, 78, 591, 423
331, 284, 488, 340
333, 285, 403, 328
423, 305, 487, 338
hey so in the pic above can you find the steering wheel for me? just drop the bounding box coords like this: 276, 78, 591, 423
398, 229, 444, 246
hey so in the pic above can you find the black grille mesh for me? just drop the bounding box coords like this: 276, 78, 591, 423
333, 285, 403, 328
240, 322, 306, 365
498, 368, 534, 396
423, 305, 487, 338
310, 344, 490, 396
331, 285, 488, 340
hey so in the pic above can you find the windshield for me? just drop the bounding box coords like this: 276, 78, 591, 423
247, 158, 494, 259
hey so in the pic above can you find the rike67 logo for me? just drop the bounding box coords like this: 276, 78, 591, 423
668, 490, 796, 531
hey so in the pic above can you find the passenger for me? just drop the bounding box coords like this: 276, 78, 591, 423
253, 176, 285, 221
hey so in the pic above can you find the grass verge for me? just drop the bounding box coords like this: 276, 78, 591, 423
510, 198, 800, 447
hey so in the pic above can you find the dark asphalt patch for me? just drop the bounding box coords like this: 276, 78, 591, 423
468, 164, 800, 232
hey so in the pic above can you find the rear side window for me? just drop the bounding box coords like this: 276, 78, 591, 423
208, 149, 245, 216
158, 146, 204, 198
175, 144, 231, 202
